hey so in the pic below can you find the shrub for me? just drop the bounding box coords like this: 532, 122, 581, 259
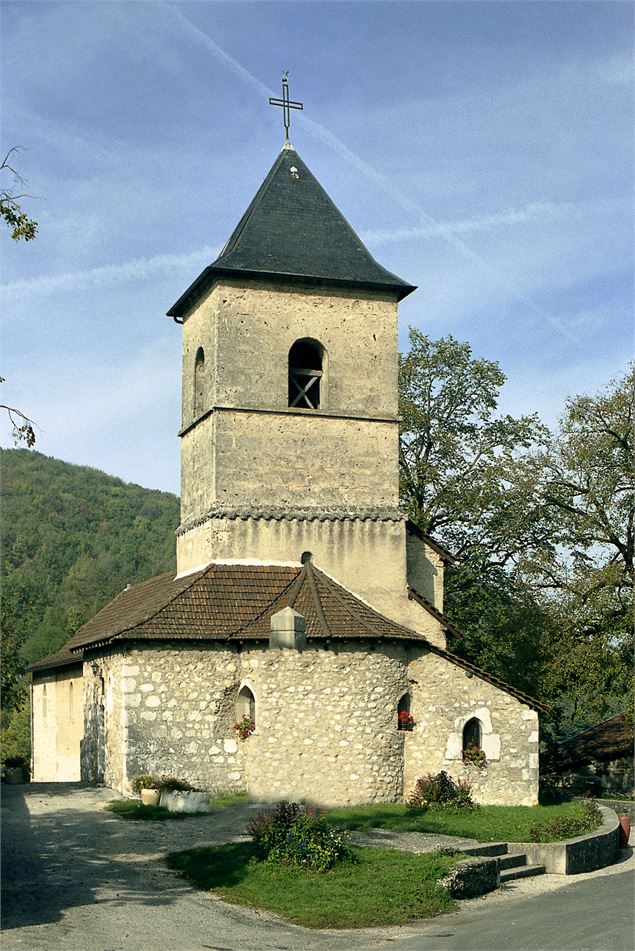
246, 801, 353, 872
407, 771, 475, 812
3, 755, 28, 769
530, 801, 602, 842
160, 777, 195, 793
131, 774, 197, 795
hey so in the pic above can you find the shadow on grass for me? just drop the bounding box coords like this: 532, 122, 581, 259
168, 842, 254, 889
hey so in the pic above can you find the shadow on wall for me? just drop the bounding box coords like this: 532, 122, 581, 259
0, 783, 196, 931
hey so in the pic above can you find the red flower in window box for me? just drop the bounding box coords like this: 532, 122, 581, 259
462, 739, 487, 768
398, 710, 415, 731
234, 714, 255, 740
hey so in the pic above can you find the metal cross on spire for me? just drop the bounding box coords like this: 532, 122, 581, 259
269, 72, 303, 146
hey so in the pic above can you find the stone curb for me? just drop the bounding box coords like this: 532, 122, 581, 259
439, 855, 500, 898
507, 805, 620, 874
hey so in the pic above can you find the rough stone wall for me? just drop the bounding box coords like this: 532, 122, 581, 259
213, 410, 398, 511
205, 279, 399, 419
31, 666, 83, 781
81, 653, 125, 787
119, 643, 246, 794
99, 639, 412, 803
242, 641, 410, 806
404, 651, 539, 805
178, 279, 401, 546
77, 638, 538, 808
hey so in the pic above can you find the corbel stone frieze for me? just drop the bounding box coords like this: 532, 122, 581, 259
176, 505, 405, 536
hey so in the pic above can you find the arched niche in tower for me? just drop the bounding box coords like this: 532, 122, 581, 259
194, 347, 205, 417
288, 338, 325, 410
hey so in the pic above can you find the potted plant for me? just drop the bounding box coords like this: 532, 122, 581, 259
131, 774, 161, 806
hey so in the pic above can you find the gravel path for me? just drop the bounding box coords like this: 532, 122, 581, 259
2, 783, 633, 951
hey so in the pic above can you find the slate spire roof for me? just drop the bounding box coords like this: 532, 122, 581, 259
167, 147, 415, 319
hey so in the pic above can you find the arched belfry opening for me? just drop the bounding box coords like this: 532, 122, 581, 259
288, 338, 324, 409
194, 347, 205, 417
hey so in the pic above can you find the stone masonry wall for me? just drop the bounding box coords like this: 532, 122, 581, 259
242, 641, 409, 806
178, 279, 401, 531
120, 643, 246, 794
404, 651, 539, 805
81, 653, 126, 788
94, 639, 538, 808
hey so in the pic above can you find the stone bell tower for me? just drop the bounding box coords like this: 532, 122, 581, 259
167, 136, 438, 631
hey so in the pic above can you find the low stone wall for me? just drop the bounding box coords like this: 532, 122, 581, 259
159, 790, 213, 813
439, 856, 500, 898
508, 806, 619, 874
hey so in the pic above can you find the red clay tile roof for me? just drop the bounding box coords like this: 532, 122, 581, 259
30, 560, 543, 710
29, 645, 83, 673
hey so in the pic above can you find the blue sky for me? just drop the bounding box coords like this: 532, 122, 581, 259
1, 0, 632, 494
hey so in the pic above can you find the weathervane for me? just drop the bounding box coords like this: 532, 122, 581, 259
269, 71, 303, 146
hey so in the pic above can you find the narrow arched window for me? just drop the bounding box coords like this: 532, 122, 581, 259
288, 338, 323, 409
194, 347, 205, 417
397, 692, 414, 731
69, 681, 74, 722
462, 717, 482, 752
236, 685, 256, 723
42, 684, 48, 722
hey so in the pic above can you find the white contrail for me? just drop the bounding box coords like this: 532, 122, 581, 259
361, 201, 580, 246
166, 2, 580, 344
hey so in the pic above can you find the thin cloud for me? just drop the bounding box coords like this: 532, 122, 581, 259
1, 246, 218, 301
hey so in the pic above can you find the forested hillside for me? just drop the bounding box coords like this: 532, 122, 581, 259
1, 450, 179, 666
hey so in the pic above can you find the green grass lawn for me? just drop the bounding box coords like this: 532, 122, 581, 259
326, 801, 600, 842
105, 791, 251, 821
105, 800, 195, 821
167, 842, 460, 929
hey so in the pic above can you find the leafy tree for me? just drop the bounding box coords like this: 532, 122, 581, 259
529, 367, 634, 727
398, 330, 552, 694
1, 147, 38, 241
399, 329, 551, 567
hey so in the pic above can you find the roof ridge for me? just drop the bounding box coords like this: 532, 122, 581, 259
311, 564, 419, 640
219, 149, 287, 259
232, 567, 302, 638
305, 561, 331, 637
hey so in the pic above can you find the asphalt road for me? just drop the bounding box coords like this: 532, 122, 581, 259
1, 784, 633, 951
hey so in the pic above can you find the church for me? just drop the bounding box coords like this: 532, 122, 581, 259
30, 88, 540, 806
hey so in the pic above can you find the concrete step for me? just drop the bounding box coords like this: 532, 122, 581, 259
462, 842, 509, 857
498, 853, 528, 871
500, 864, 546, 883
